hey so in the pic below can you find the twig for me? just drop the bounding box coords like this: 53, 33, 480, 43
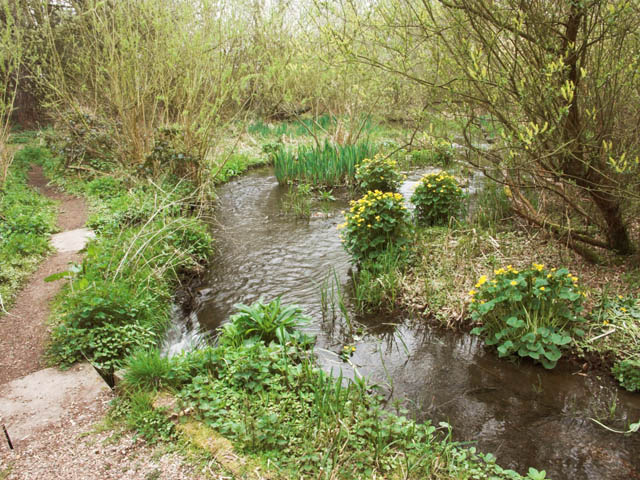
588, 328, 616, 343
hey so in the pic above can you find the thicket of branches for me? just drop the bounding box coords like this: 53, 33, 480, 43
2, 0, 639, 257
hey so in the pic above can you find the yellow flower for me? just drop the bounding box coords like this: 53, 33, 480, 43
475, 275, 487, 288
510, 280, 518, 286
532, 263, 544, 271
547, 274, 552, 278
539, 286, 545, 291
618, 295, 624, 300
469, 289, 477, 296
603, 320, 609, 326
621, 307, 627, 313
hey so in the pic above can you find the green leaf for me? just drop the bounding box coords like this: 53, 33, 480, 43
544, 347, 562, 362
470, 327, 484, 336
44, 271, 73, 282
521, 332, 536, 343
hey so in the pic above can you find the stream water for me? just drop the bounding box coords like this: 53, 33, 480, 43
177, 167, 640, 480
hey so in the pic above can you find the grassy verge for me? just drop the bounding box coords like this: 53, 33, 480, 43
117, 298, 538, 480
43, 154, 213, 379
0, 144, 57, 313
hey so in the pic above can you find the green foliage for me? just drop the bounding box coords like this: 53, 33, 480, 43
120, 300, 528, 479
472, 179, 512, 230
49, 179, 213, 374
86, 176, 125, 200
354, 154, 405, 192
213, 153, 270, 184
406, 147, 454, 168
125, 391, 176, 444
470, 264, 586, 369
145, 126, 200, 180
282, 183, 312, 218
612, 358, 640, 392
351, 244, 407, 313
0, 147, 56, 311
44, 111, 117, 171
411, 172, 464, 226
274, 140, 376, 187
339, 190, 411, 264
123, 349, 173, 391
218, 298, 313, 348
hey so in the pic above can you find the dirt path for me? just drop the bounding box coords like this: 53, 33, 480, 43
0, 166, 87, 385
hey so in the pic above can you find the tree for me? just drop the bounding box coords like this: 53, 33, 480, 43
326, 0, 640, 258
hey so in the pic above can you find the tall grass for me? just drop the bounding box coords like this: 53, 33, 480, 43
248, 114, 337, 138
274, 139, 376, 186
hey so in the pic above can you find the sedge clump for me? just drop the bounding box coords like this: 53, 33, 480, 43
469, 263, 586, 369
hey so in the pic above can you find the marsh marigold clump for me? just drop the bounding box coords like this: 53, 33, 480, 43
410, 172, 464, 226
338, 190, 411, 263
469, 263, 586, 369
355, 154, 405, 193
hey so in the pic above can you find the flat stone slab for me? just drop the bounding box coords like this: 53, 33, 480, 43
0, 363, 111, 446
50, 228, 95, 253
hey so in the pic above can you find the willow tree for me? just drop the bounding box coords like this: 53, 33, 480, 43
325, 0, 640, 258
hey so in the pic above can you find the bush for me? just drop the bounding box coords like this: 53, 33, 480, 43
612, 358, 640, 392
470, 264, 586, 369
145, 126, 200, 180
411, 172, 464, 226
45, 111, 117, 170
355, 154, 404, 192
338, 190, 412, 264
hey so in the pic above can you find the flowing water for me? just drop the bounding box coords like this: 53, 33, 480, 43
178, 167, 640, 480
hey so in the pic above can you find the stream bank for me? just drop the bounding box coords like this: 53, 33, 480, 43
182, 167, 640, 480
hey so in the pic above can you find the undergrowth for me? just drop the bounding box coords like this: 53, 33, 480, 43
0, 145, 57, 313
119, 299, 536, 480
45, 154, 213, 377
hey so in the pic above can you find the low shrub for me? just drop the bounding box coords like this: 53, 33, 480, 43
354, 154, 404, 192
612, 358, 640, 392
411, 172, 464, 226
470, 264, 586, 369
338, 190, 412, 264
145, 126, 200, 180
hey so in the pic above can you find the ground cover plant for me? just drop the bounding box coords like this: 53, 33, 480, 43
119, 299, 541, 480
469, 264, 586, 369
0, 145, 57, 312
274, 140, 376, 187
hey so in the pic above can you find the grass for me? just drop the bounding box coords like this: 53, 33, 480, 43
0, 145, 57, 314
274, 139, 376, 187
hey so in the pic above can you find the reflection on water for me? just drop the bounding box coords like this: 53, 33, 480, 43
186, 167, 639, 480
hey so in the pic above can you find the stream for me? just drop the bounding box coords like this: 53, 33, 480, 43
172, 167, 640, 480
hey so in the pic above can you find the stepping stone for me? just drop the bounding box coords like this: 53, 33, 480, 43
0, 363, 111, 448
50, 228, 95, 253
